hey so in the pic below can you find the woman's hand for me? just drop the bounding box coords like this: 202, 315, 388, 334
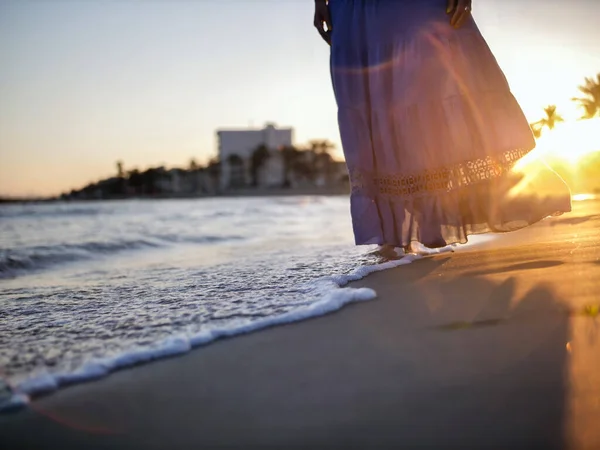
446, 0, 472, 29
314, 0, 332, 45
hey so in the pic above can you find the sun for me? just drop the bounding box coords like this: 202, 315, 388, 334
512, 117, 600, 196
534, 118, 600, 164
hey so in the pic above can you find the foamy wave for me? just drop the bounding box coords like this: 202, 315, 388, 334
0, 240, 159, 278
0, 379, 29, 413
7, 254, 427, 404
1, 235, 246, 279
0, 392, 28, 413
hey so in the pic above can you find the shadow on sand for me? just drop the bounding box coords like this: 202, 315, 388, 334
462, 260, 565, 277
345, 260, 572, 449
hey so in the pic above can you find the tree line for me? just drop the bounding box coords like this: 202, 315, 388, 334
62, 140, 342, 199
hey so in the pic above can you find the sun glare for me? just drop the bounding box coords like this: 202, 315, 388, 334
511, 116, 600, 198
572, 193, 597, 201
535, 118, 600, 163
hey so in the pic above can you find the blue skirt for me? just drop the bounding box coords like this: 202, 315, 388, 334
329, 0, 571, 248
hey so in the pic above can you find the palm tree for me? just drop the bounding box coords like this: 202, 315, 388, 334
572, 73, 600, 119
281, 146, 299, 188
115, 160, 126, 195
308, 140, 337, 184
116, 160, 124, 178
206, 158, 221, 193
531, 105, 564, 138
308, 139, 336, 155
250, 144, 270, 187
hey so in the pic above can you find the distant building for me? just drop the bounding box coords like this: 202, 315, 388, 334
217, 123, 293, 190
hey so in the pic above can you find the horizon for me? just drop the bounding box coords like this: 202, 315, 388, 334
1, 0, 600, 197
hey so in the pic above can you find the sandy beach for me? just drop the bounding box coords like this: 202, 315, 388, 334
1, 198, 599, 449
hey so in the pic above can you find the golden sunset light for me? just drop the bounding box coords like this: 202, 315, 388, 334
537, 118, 600, 163
0, 1, 599, 199
3, 2, 600, 448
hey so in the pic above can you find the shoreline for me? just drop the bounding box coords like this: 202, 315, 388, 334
2, 252, 430, 404
0, 186, 351, 204
1, 199, 599, 448
3, 190, 597, 206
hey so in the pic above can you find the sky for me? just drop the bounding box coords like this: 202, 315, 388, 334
1, 0, 599, 197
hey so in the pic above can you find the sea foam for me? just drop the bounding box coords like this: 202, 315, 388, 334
4, 252, 432, 409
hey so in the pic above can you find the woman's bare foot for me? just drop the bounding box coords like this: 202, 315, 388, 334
373, 244, 404, 260
371, 242, 457, 260
407, 241, 457, 255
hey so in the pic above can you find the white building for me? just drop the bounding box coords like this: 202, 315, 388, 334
217, 123, 293, 189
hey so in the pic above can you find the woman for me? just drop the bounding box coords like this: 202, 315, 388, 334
314, 0, 571, 255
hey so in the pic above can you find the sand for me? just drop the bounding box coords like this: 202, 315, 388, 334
1, 199, 599, 449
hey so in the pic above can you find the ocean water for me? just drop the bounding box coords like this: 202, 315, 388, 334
1, 196, 427, 404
